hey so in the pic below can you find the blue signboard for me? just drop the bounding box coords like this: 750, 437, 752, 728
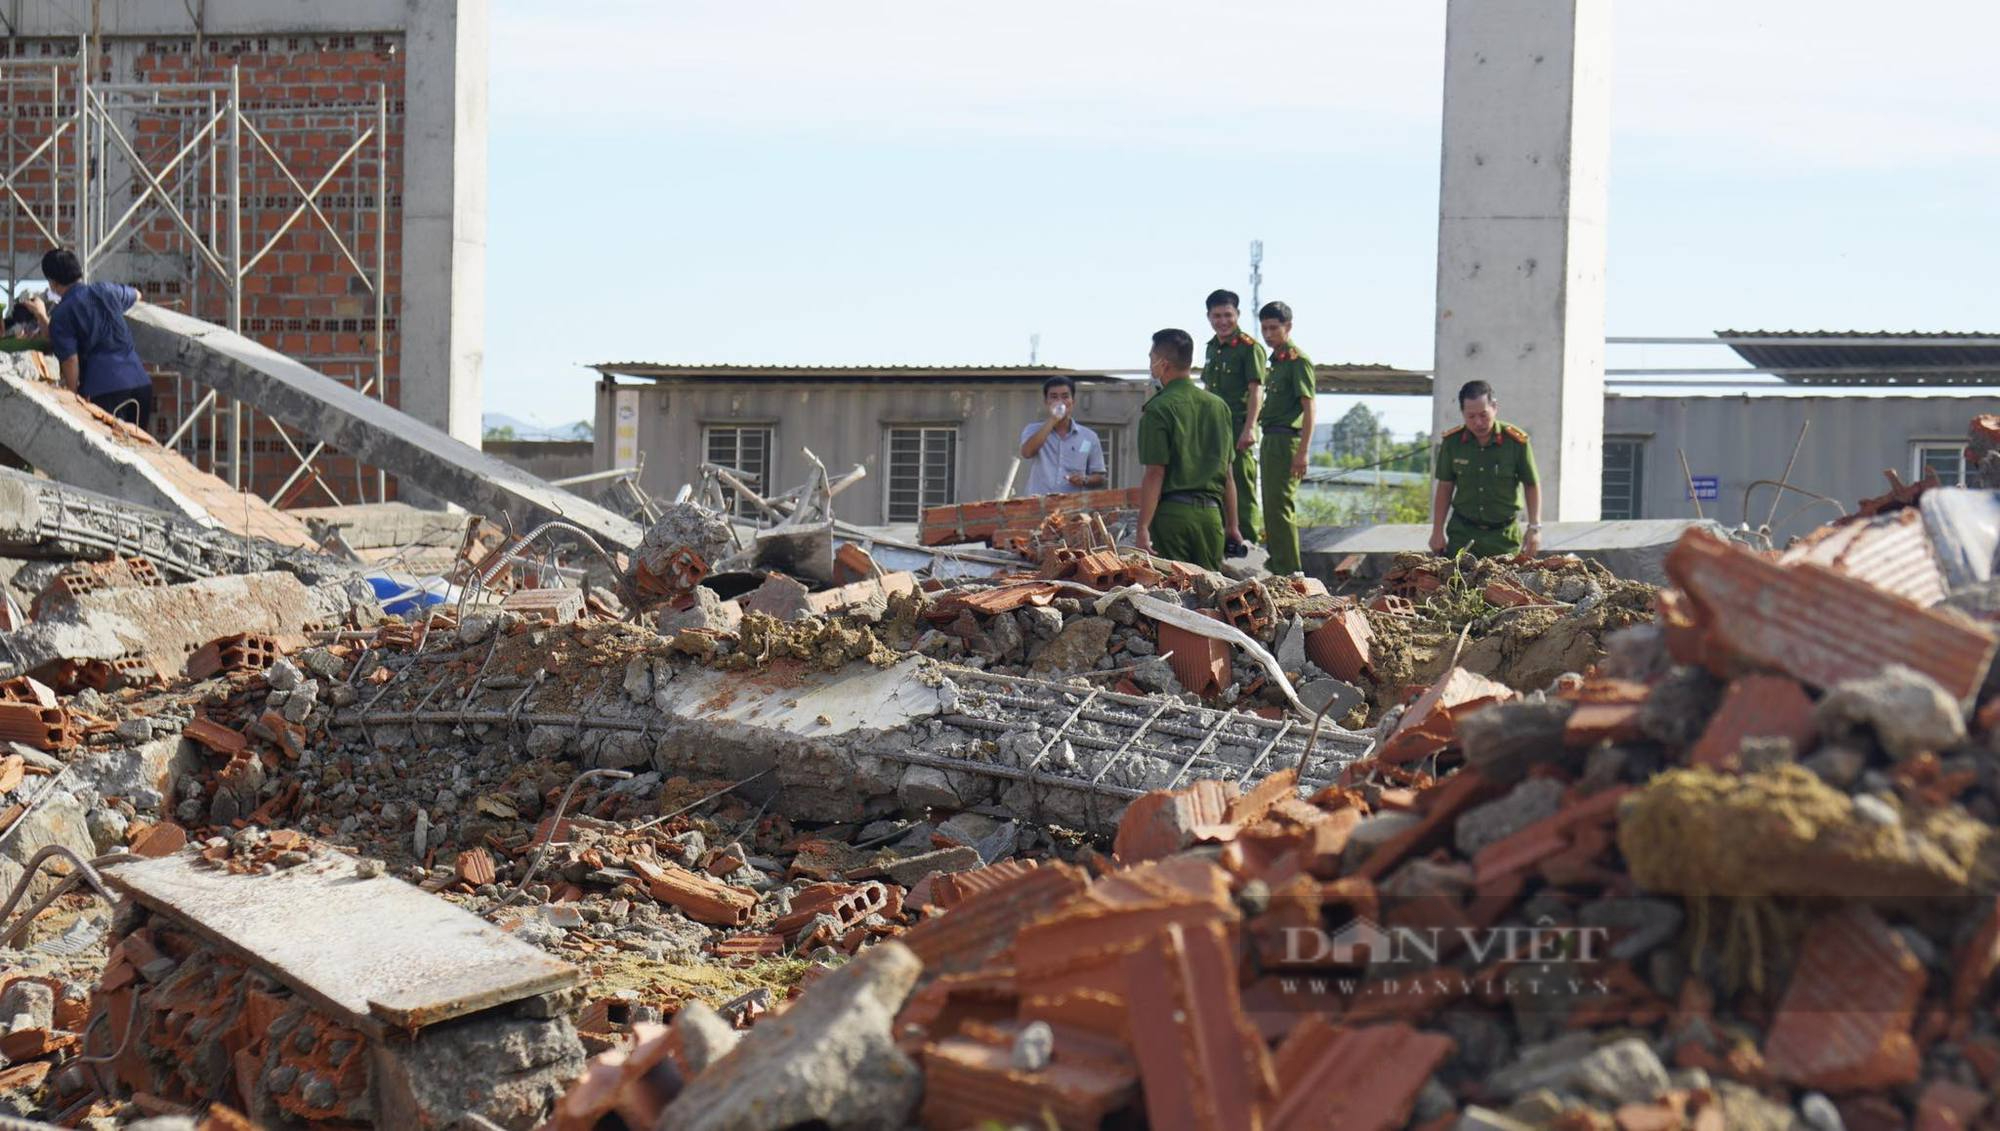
1687, 475, 1719, 501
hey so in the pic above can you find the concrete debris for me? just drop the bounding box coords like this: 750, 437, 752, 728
8, 414, 2000, 1131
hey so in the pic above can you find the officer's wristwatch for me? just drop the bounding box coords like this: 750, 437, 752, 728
1525, 523, 1543, 532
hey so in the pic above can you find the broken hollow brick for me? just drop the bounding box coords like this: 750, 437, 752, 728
628, 857, 757, 927
1685, 674, 1817, 770
1123, 920, 1277, 1131
1762, 906, 1924, 1092
1305, 608, 1373, 684
1663, 527, 1997, 704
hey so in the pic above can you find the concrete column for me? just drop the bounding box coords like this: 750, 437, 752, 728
400, 0, 488, 447
1432, 0, 1611, 521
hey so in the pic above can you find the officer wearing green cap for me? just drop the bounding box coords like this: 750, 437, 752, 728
1254, 301, 1315, 576
1137, 327, 1241, 570
1202, 288, 1266, 546
1429, 380, 1543, 558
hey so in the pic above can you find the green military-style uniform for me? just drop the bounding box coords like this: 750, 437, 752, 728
1202, 328, 1267, 542
1257, 340, 1314, 575
1139, 376, 1234, 570
1436, 421, 1540, 556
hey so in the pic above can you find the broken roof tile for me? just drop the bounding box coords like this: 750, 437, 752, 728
1123, 920, 1276, 1131
1665, 528, 1996, 703
1779, 508, 1949, 608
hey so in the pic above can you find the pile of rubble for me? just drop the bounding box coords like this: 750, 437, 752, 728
543, 418, 2000, 1129
5, 407, 2000, 1129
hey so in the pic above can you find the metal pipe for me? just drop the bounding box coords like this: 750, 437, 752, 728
375, 81, 388, 504
73, 34, 88, 274
226, 64, 242, 490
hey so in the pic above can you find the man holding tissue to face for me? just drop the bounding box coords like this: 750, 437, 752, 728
1019, 374, 1107, 495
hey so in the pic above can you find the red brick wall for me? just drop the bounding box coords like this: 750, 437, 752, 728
0, 34, 406, 505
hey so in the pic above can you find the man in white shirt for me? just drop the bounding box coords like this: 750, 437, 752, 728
1018, 375, 1107, 496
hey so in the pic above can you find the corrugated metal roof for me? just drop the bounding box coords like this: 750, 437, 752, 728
592, 361, 1434, 395
1718, 330, 2000, 386
591, 363, 1116, 383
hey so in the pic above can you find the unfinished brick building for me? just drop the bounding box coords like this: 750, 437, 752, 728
0, 1, 485, 504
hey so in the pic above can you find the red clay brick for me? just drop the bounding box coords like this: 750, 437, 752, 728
1124, 920, 1276, 1131
920, 1034, 1137, 1131
1951, 894, 2000, 1016
1686, 674, 1818, 770
1114, 779, 1237, 864
1305, 608, 1373, 683
1665, 528, 1996, 703
1268, 1018, 1453, 1131
1779, 508, 1949, 608
1915, 1080, 1986, 1131
1157, 617, 1233, 698
1763, 906, 1925, 1092
902, 861, 1091, 976
1375, 668, 1515, 764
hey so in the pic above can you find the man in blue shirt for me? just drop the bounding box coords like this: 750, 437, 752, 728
1018, 375, 1107, 495
29, 248, 153, 430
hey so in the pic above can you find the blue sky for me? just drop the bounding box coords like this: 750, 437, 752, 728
483, 2, 1999, 439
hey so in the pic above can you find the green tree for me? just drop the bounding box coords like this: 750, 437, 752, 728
484, 424, 517, 442
1327, 403, 1385, 463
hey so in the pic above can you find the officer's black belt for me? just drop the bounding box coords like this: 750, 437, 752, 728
1160, 491, 1220, 508
1261, 425, 1300, 436
1448, 510, 1517, 532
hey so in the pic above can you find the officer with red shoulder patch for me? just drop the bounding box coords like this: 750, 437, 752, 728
1428, 380, 1542, 558
1201, 288, 1267, 549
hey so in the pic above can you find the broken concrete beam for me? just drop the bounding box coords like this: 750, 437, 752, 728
128, 304, 644, 550
657, 942, 924, 1131
0, 352, 318, 547
0, 571, 354, 683
0, 465, 345, 583
92, 853, 585, 1128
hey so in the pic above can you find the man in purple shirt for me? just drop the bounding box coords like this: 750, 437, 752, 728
28, 248, 154, 430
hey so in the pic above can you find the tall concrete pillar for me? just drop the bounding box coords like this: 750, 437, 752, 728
402, 0, 489, 447
1432, 0, 1611, 521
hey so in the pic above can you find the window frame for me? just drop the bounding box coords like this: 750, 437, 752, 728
1600, 436, 1646, 521
1911, 440, 1968, 487
883, 424, 960, 523
1081, 422, 1120, 489
702, 423, 776, 519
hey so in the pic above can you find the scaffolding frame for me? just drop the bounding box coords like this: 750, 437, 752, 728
0, 35, 394, 505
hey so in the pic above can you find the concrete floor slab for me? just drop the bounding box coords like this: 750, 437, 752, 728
102, 851, 579, 1035
128, 306, 643, 550
1301, 518, 1725, 586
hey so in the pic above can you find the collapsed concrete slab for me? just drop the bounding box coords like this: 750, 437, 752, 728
0, 353, 318, 548
94, 846, 585, 1128
0, 570, 363, 682
1301, 518, 1725, 588
328, 621, 1374, 833
0, 466, 344, 583
128, 305, 644, 551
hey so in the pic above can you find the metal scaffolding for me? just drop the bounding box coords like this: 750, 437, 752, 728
0, 35, 395, 505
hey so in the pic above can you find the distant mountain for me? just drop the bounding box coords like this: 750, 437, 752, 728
482, 413, 593, 442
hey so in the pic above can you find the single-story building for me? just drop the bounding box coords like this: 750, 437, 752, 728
587, 362, 1428, 528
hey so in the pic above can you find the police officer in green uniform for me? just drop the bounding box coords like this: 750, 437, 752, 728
1137, 328, 1242, 570
1202, 289, 1266, 548
1429, 380, 1543, 558
1254, 301, 1315, 576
